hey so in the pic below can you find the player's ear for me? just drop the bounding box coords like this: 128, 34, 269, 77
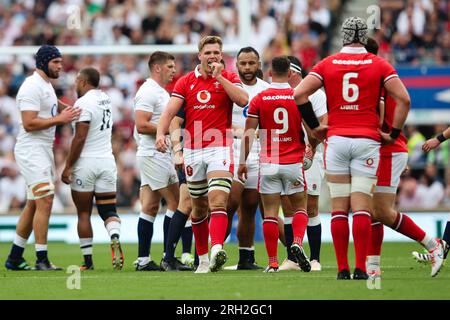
269, 69, 272, 78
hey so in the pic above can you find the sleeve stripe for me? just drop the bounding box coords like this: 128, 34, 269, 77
172, 92, 185, 99
247, 113, 259, 118
309, 72, 323, 82
384, 74, 399, 84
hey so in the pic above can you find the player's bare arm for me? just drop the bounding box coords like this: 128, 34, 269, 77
212, 62, 248, 107
381, 77, 411, 145
135, 110, 157, 135
378, 98, 385, 128
156, 96, 183, 153
423, 126, 450, 152
61, 121, 89, 184
21, 107, 80, 132
294, 75, 327, 141
238, 117, 258, 182
169, 115, 184, 170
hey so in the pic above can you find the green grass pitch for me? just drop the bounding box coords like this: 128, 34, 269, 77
0, 242, 449, 300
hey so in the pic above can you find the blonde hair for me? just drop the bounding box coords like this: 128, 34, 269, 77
198, 36, 223, 52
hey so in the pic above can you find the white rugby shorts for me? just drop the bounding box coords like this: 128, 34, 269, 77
325, 136, 380, 178
137, 153, 178, 190
233, 138, 259, 189
183, 146, 233, 182
14, 143, 54, 187
71, 157, 117, 193
375, 152, 408, 193
259, 162, 306, 195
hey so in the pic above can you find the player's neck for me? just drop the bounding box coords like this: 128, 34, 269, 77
150, 75, 165, 88
36, 69, 50, 83
241, 78, 257, 86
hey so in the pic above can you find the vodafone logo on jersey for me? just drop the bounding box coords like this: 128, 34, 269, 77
197, 90, 211, 104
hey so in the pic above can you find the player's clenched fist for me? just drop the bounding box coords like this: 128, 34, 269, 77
61, 166, 72, 184
422, 138, 441, 152
156, 134, 168, 153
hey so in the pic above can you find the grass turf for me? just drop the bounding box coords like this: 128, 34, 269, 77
0, 242, 448, 300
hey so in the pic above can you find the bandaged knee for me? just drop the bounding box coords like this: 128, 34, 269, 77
351, 176, 377, 195
187, 181, 208, 198
208, 177, 232, 193
28, 182, 55, 200
96, 194, 119, 221
327, 182, 351, 198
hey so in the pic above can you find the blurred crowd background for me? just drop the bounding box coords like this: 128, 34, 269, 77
0, 0, 449, 212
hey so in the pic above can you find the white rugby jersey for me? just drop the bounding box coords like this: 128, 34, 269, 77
134, 78, 170, 156
303, 88, 327, 157
232, 77, 270, 128
16, 71, 58, 147
74, 89, 114, 158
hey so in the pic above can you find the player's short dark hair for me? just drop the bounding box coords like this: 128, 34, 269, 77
148, 51, 175, 70
80, 67, 100, 88
365, 37, 379, 55
237, 46, 260, 60
271, 56, 290, 77
198, 36, 223, 52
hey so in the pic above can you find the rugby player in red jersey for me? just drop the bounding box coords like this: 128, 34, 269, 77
364, 38, 447, 278
294, 17, 445, 279
156, 36, 248, 273
239, 56, 310, 273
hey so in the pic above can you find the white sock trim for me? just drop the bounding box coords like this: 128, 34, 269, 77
284, 217, 293, 224
185, 220, 192, 228
35, 244, 48, 251
308, 215, 321, 227
199, 253, 209, 263
13, 234, 27, 248
106, 220, 121, 238
138, 257, 150, 265
238, 246, 255, 251
140, 212, 155, 223
165, 209, 174, 218
421, 233, 438, 251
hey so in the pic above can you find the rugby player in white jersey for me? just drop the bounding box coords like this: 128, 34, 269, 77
279, 56, 328, 272
224, 47, 269, 270
62, 67, 123, 270
5, 45, 80, 271
133, 51, 185, 271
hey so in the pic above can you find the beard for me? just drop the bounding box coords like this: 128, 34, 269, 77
47, 69, 60, 79
238, 70, 256, 82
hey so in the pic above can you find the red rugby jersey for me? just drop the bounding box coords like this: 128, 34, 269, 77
172, 65, 242, 149
247, 83, 305, 164
309, 46, 398, 142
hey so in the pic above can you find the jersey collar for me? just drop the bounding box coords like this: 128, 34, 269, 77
194, 65, 203, 78
269, 82, 291, 89
340, 46, 367, 54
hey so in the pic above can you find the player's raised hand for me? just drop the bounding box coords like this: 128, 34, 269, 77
61, 166, 72, 184
210, 61, 223, 78
422, 138, 440, 152
59, 106, 81, 123
156, 134, 168, 153
237, 164, 248, 183
312, 125, 328, 141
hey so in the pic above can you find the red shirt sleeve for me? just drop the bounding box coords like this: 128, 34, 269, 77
225, 71, 243, 87
309, 58, 326, 82
171, 75, 187, 100
247, 94, 260, 118
379, 58, 398, 84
